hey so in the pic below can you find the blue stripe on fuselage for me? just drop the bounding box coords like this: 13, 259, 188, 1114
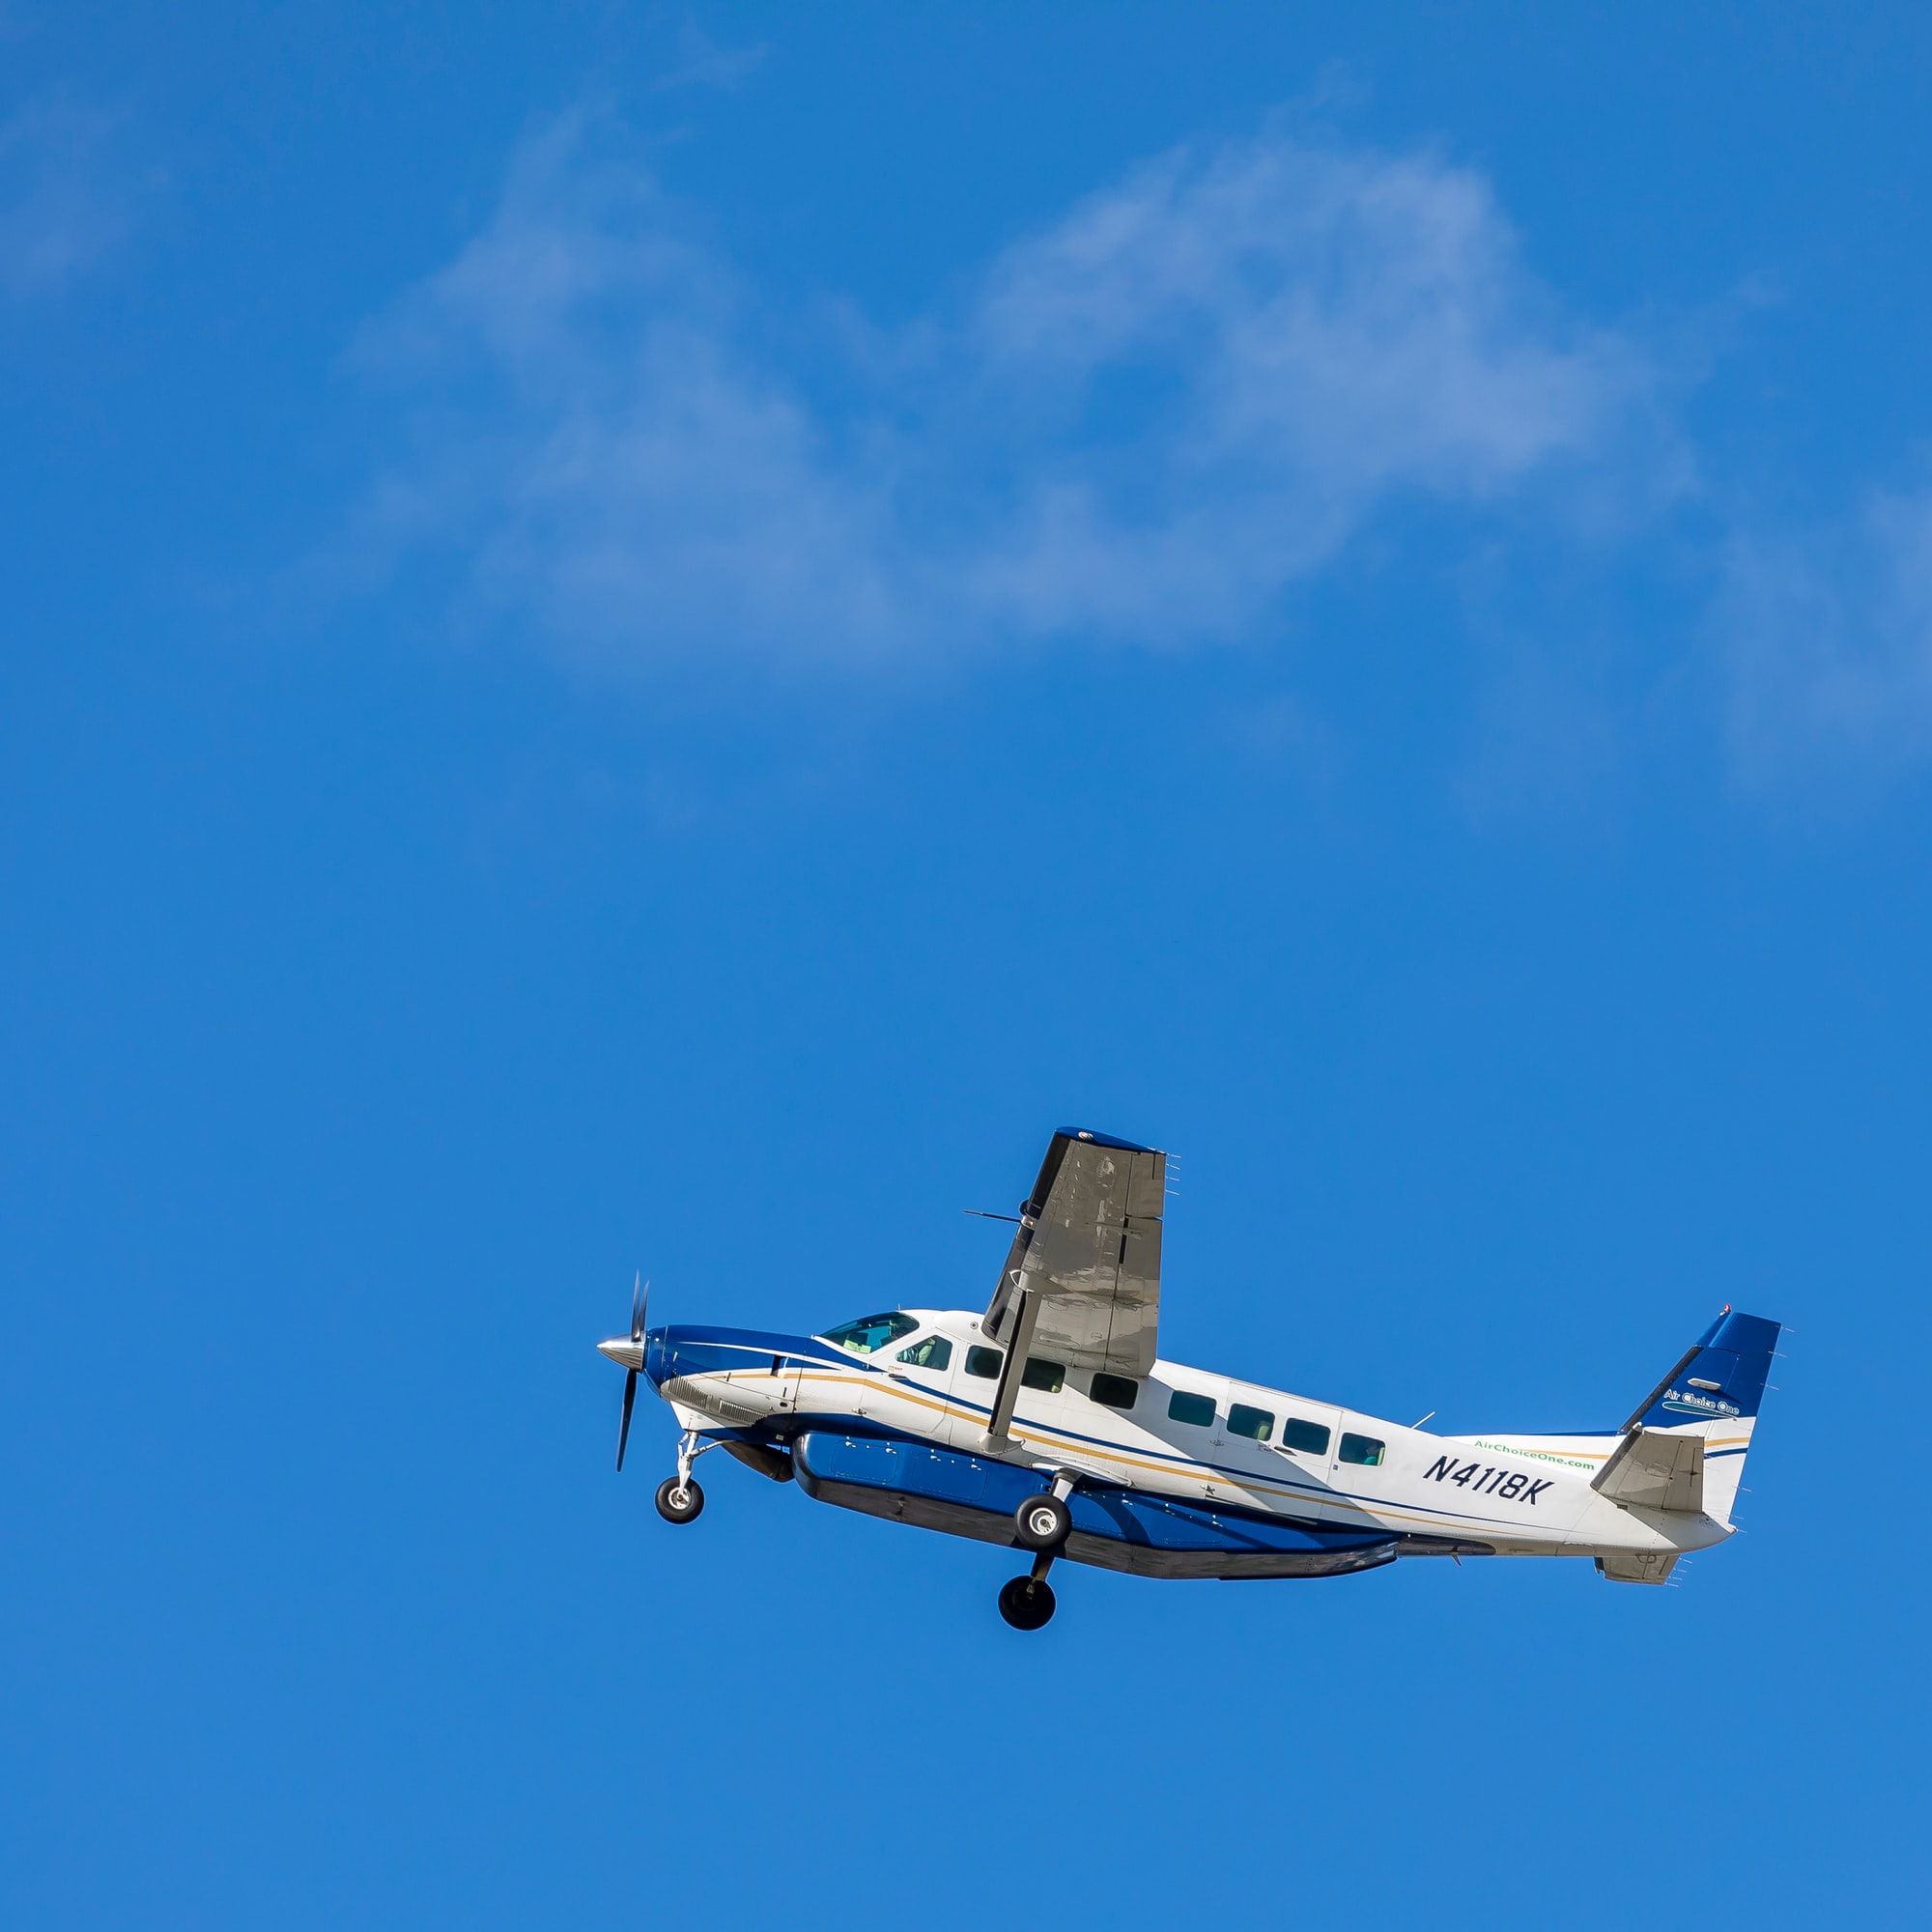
650, 1325, 867, 1385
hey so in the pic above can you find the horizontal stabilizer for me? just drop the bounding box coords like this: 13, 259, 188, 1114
1592, 1428, 1705, 1514
1597, 1552, 1679, 1586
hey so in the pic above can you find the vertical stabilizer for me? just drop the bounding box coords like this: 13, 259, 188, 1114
1619, 1308, 1779, 1529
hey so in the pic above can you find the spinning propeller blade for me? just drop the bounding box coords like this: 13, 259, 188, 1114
614, 1273, 649, 1472
616, 1369, 637, 1470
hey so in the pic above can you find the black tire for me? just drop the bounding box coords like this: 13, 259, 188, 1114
998, 1575, 1057, 1631
655, 1476, 705, 1524
1012, 1492, 1071, 1551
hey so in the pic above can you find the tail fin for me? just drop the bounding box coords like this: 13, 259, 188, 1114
1622, 1307, 1779, 1527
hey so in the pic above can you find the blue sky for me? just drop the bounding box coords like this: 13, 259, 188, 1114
4, 6, 1930, 1927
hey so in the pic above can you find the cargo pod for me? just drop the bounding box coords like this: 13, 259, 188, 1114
792, 1432, 1396, 1579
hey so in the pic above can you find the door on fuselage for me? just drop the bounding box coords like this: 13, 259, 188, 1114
1236, 1397, 1345, 1516
883, 1328, 956, 1437
764, 1349, 805, 1425
1323, 1415, 1390, 1511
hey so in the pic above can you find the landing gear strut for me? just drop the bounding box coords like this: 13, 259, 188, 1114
654, 1430, 711, 1525
1000, 1469, 1080, 1627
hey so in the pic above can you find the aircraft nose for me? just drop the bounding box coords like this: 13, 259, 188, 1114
598, 1337, 646, 1372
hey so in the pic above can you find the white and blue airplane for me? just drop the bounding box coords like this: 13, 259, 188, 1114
599, 1127, 1778, 1629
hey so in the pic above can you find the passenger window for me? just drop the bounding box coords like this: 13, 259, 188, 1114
1168, 1390, 1215, 1427
1021, 1357, 1065, 1394
819, 1312, 921, 1355
1227, 1403, 1274, 1441
1281, 1417, 1331, 1455
964, 1345, 1004, 1379
1091, 1372, 1140, 1410
896, 1334, 952, 1371
1339, 1433, 1385, 1466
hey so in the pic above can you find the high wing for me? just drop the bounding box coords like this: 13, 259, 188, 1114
979, 1128, 1165, 1444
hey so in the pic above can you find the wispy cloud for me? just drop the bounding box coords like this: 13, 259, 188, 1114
0, 96, 137, 300
1722, 486, 1932, 785
341, 108, 1673, 683
952, 136, 1667, 639
652, 15, 768, 94
347, 114, 901, 675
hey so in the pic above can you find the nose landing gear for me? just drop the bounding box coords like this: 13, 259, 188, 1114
654, 1430, 711, 1525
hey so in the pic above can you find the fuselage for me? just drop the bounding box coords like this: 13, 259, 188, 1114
637, 1308, 1733, 1567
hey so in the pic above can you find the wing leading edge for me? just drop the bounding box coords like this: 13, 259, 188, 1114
981, 1128, 1165, 1400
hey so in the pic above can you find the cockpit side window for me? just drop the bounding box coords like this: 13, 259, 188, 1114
896, 1334, 952, 1371
819, 1312, 921, 1355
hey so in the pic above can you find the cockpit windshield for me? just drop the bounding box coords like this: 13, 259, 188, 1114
819, 1312, 920, 1356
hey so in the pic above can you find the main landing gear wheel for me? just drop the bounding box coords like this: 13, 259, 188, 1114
998, 1575, 1057, 1631
1012, 1492, 1074, 1553
1013, 1492, 1071, 1551
655, 1476, 705, 1524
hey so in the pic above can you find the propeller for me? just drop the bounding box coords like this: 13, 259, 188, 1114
615, 1272, 648, 1472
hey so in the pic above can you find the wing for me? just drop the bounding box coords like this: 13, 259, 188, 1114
982, 1128, 1165, 1382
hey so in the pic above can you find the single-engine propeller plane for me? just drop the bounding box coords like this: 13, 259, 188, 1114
598, 1127, 1779, 1629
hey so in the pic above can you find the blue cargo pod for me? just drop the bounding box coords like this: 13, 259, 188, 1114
792, 1433, 1398, 1580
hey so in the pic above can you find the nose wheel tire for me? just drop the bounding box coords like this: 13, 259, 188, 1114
998, 1575, 1057, 1630
654, 1476, 705, 1524
1013, 1492, 1071, 1550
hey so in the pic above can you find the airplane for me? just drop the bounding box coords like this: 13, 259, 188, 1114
597, 1126, 1779, 1629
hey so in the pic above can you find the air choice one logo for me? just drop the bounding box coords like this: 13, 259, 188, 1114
1424, 1456, 1553, 1505
1662, 1387, 1739, 1418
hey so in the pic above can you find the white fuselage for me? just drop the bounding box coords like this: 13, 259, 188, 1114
657, 1307, 1738, 1564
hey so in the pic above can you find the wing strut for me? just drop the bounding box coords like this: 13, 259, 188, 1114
980, 1287, 1044, 1451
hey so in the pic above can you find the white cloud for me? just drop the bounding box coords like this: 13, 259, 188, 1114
344, 110, 1670, 678
349, 114, 903, 675
652, 16, 768, 94
1722, 487, 1932, 783
0, 97, 133, 300
956, 136, 1659, 639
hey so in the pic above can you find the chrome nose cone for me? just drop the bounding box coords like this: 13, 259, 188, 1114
599, 1337, 646, 1372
